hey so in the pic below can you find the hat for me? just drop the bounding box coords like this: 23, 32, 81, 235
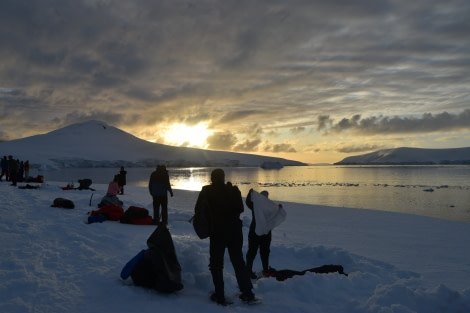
260, 190, 269, 197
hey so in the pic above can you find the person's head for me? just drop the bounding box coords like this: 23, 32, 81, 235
113, 175, 119, 182
260, 190, 269, 198
211, 168, 225, 184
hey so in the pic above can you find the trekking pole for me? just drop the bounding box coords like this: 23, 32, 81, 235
89, 192, 94, 206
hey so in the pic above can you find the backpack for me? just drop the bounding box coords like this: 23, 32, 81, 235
128, 225, 184, 293
120, 206, 152, 225
90, 204, 124, 221
51, 198, 75, 209
191, 189, 211, 239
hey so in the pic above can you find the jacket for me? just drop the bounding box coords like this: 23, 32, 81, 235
197, 182, 244, 239
148, 169, 173, 197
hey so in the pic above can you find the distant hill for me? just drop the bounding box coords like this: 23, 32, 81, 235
335, 147, 470, 165
0, 120, 305, 170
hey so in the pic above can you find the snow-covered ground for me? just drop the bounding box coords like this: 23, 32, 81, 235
1, 180, 469, 313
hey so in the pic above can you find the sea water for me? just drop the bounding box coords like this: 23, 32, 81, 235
40, 165, 470, 223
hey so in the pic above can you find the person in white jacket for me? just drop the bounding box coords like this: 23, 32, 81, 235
245, 189, 284, 278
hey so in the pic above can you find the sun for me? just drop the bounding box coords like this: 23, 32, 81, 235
164, 123, 211, 148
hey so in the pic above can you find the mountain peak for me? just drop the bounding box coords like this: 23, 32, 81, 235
0, 120, 305, 169
335, 147, 470, 165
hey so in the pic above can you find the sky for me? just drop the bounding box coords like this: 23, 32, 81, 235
1, 0, 470, 164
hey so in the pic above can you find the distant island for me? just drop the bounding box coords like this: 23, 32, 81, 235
260, 161, 283, 169
334, 147, 470, 165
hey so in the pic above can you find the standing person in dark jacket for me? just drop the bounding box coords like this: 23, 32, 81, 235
194, 168, 256, 305
118, 166, 127, 195
245, 189, 280, 278
7, 155, 18, 186
148, 165, 173, 225
24, 160, 30, 181
0, 156, 8, 181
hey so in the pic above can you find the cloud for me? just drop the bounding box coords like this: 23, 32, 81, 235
1, 0, 469, 163
330, 110, 470, 135
0, 131, 10, 142
233, 138, 263, 152
290, 126, 306, 135
217, 110, 260, 124
52, 110, 124, 129
317, 115, 334, 132
264, 143, 297, 153
206, 131, 238, 150
336, 143, 387, 154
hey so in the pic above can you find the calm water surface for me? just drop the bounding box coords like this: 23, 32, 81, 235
42, 165, 470, 223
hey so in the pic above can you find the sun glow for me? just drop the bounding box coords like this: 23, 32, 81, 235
163, 123, 211, 148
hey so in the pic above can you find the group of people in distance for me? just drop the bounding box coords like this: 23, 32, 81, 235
152, 166, 279, 305
0, 155, 31, 186
98, 166, 127, 207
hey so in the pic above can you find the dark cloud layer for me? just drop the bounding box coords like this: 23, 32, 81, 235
329, 110, 470, 134
1, 0, 469, 162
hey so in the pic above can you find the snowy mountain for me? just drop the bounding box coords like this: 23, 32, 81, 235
0, 120, 305, 169
335, 147, 470, 165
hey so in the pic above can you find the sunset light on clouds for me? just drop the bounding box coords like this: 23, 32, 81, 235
1, 0, 469, 164
159, 123, 212, 148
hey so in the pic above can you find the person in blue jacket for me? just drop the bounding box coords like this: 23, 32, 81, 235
148, 165, 173, 225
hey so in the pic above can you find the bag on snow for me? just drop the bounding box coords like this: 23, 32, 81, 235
120, 249, 145, 280
88, 214, 107, 224
267, 264, 348, 281
51, 197, 75, 209
90, 204, 124, 221
120, 206, 152, 225
126, 225, 184, 293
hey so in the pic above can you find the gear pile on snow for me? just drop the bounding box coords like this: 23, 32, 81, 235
120, 225, 183, 293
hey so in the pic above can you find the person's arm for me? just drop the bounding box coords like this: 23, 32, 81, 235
148, 174, 153, 195
245, 189, 254, 210
166, 179, 173, 197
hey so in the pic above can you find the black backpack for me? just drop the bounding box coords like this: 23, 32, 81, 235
130, 225, 184, 293
51, 198, 75, 209
120, 206, 151, 224
191, 186, 212, 239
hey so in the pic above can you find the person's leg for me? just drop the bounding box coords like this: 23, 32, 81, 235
245, 229, 259, 275
259, 232, 272, 272
11, 170, 17, 186
209, 238, 226, 302
161, 196, 169, 225
152, 196, 161, 222
228, 230, 253, 296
